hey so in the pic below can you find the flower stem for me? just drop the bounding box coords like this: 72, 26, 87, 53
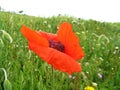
0, 68, 7, 80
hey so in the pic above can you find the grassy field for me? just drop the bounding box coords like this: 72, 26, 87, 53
0, 11, 120, 90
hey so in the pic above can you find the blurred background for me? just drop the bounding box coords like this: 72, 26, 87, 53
0, 0, 120, 22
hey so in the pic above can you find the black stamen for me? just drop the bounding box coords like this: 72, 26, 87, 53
48, 40, 65, 52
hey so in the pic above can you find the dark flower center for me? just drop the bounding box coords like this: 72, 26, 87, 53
48, 40, 65, 52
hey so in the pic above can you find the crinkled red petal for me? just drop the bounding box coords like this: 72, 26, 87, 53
29, 42, 82, 75
21, 25, 49, 47
57, 22, 84, 60
38, 31, 58, 41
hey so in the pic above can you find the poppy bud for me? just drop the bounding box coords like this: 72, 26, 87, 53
3, 79, 12, 90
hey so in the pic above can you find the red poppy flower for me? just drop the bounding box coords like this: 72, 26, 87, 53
21, 22, 84, 75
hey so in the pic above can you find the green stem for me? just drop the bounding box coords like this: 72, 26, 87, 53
52, 67, 54, 90
0, 68, 8, 80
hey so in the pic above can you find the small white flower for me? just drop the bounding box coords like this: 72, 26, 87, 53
98, 73, 102, 78
69, 75, 76, 79
43, 21, 47, 24
115, 46, 119, 50
92, 82, 97, 87
48, 24, 51, 28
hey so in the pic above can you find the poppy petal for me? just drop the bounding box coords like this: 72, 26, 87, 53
28, 42, 50, 62
21, 25, 49, 47
28, 42, 82, 75
57, 22, 84, 60
48, 49, 82, 75
38, 31, 58, 41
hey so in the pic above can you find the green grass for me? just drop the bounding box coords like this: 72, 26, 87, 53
0, 11, 120, 90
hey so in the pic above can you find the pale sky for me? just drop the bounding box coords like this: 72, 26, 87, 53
0, 0, 120, 22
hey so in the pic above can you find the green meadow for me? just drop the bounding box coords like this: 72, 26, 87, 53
0, 11, 120, 90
